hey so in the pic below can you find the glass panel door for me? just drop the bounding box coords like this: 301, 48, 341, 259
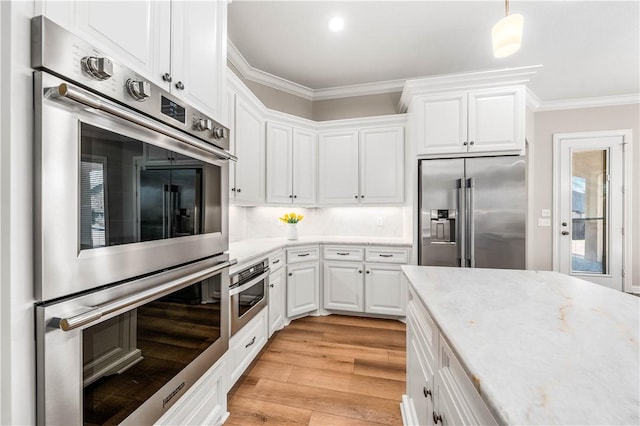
570, 149, 608, 274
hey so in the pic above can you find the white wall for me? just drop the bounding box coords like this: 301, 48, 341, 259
230, 205, 411, 242
0, 1, 36, 424
530, 103, 640, 287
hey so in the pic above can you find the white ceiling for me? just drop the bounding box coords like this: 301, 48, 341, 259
228, 1, 640, 102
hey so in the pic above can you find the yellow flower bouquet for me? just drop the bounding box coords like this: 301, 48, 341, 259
279, 212, 304, 224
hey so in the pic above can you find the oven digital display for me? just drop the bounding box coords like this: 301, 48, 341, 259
161, 96, 186, 123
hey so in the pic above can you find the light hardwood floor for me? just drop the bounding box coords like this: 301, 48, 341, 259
226, 315, 406, 426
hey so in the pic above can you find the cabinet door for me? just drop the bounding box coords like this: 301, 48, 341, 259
317, 130, 359, 204
268, 267, 286, 337
468, 86, 525, 153
226, 89, 237, 199
292, 128, 317, 205
415, 93, 467, 155
234, 95, 265, 203
360, 126, 404, 203
287, 263, 319, 317
170, 0, 226, 118
266, 122, 294, 204
323, 261, 364, 312
407, 329, 435, 426
364, 264, 406, 315
40, 0, 170, 84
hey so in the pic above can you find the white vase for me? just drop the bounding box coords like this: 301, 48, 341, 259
286, 223, 298, 240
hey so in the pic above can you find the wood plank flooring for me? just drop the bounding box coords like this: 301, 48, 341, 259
226, 315, 406, 426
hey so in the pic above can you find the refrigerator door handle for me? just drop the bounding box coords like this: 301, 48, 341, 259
466, 177, 475, 268
457, 178, 466, 267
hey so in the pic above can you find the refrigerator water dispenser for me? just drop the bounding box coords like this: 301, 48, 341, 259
430, 209, 456, 244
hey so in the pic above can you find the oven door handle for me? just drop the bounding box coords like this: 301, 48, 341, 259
49, 82, 237, 162
53, 260, 231, 331
229, 270, 270, 297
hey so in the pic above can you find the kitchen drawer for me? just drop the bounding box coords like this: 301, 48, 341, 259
287, 245, 320, 264
268, 249, 285, 272
365, 246, 410, 264
228, 308, 267, 388
323, 245, 364, 261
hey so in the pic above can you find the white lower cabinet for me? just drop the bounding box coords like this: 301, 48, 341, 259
155, 356, 227, 426
323, 246, 408, 316
227, 308, 268, 389
286, 246, 320, 317
323, 261, 364, 312
404, 287, 496, 426
268, 266, 286, 337
365, 264, 406, 316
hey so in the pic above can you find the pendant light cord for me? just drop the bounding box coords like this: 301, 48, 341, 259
505, 0, 510, 16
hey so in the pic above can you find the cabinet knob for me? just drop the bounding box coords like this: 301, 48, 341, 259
423, 386, 432, 398
162, 72, 172, 83
294, 195, 298, 199
231, 188, 236, 192
358, 270, 362, 274
269, 284, 274, 288
289, 195, 293, 198
463, 141, 468, 146
366, 270, 370, 274
562, 231, 570, 236
562, 222, 568, 227
433, 412, 443, 424
175, 81, 185, 90
469, 140, 475, 145
288, 272, 292, 276
360, 195, 364, 199
354, 195, 358, 199
236, 188, 242, 193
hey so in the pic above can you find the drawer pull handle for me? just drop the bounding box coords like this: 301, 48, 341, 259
245, 336, 256, 348
433, 412, 443, 424
272, 259, 280, 264
336, 252, 350, 256
297, 253, 310, 257
423, 386, 432, 399
379, 254, 393, 258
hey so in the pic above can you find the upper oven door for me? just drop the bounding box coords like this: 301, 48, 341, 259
34, 71, 230, 301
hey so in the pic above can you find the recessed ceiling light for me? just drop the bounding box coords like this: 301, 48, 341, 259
328, 17, 344, 32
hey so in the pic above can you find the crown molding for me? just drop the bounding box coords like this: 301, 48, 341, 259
535, 93, 640, 112
313, 79, 406, 101
228, 40, 315, 100
526, 88, 541, 111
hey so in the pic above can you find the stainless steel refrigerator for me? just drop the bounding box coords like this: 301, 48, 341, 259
419, 156, 526, 269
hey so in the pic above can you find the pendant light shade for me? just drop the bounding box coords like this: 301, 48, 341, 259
492, 0, 523, 58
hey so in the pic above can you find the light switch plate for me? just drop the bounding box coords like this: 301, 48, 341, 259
541, 209, 551, 217
538, 218, 551, 227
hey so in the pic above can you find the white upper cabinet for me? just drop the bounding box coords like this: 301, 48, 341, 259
233, 94, 265, 204
266, 122, 316, 205
318, 130, 360, 204
467, 86, 524, 153
40, 0, 227, 120
318, 126, 404, 205
169, 1, 226, 119
414, 86, 525, 156
360, 126, 404, 204
415, 92, 468, 155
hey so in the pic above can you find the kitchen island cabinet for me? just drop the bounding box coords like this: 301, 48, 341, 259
401, 266, 640, 426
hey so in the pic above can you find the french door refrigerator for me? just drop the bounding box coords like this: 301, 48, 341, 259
419, 156, 526, 269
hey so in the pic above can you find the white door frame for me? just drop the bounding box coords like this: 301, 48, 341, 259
552, 129, 634, 292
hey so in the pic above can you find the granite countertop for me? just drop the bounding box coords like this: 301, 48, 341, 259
228, 236, 412, 270
402, 266, 640, 425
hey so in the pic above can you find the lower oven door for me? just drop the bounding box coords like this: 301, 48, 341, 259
35, 255, 229, 426
230, 271, 269, 335
34, 71, 230, 302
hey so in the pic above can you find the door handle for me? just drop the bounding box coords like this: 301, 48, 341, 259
562, 231, 570, 236
457, 178, 465, 267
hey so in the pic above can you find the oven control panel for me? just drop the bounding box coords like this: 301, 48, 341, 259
31, 15, 229, 152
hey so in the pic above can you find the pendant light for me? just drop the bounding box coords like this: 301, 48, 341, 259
492, 0, 523, 58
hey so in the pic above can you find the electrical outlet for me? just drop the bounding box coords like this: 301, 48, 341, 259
541, 209, 551, 217
376, 216, 384, 226
538, 218, 551, 227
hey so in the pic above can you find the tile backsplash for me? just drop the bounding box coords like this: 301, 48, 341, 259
230, 205, 412, 242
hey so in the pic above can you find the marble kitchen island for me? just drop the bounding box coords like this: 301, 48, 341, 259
401, 266, 640, 425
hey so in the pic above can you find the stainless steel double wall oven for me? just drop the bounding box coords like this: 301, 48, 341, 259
32, 17, 234, 425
